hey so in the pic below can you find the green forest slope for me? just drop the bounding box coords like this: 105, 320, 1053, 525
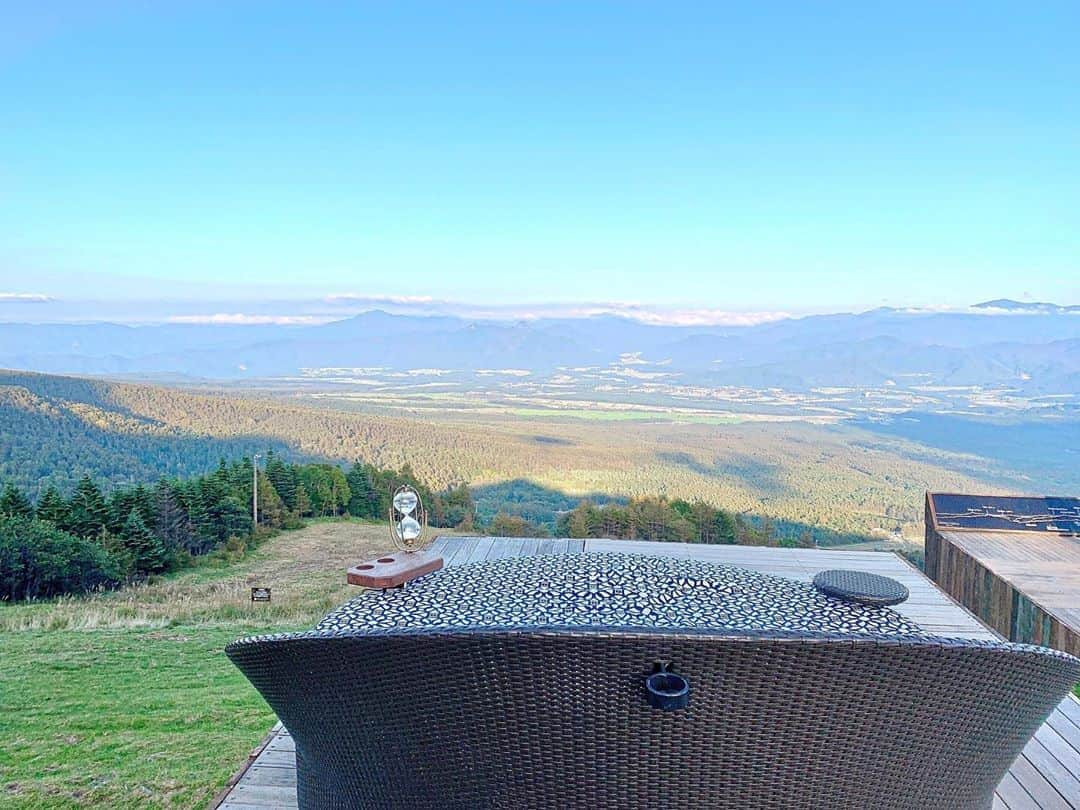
0, 370, 1012, 542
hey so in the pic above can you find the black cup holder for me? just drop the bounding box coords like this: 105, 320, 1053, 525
645, 668, 690, 711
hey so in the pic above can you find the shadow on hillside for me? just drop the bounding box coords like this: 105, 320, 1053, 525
0, 369, 155, 424
656, 451, 791, 498
0, 384, 307, 495
851, 412, 1080, 493
471, 479, 626, 527
470, 478, 874, 548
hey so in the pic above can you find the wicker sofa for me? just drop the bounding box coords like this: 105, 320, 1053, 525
227, 625, 1080, 809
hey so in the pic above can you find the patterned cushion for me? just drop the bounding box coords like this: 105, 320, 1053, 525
317, 553, 922, 636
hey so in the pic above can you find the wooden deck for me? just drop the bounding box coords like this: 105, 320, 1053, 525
215, 537, 1080, 809
925, 493, 1080, 659
929, 528, 1080, 658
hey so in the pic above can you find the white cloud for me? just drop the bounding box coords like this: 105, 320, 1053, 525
167, 313, 336, 325
0, 292, 52, 303
324, 293, 436, 305
587, 304, 791, 327
465, 302, 791, 326
317, 295, 791, 326
895, 304, 1078, 317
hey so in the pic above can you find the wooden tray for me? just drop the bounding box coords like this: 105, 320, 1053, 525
347, 549, 444, 589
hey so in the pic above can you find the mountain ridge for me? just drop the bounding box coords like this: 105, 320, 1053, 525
1, 304, 1077, 391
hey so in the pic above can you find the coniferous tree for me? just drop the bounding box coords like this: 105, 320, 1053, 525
713, 510, 738, 545
122, 508, 168, 574
130, 484, 156, 528
227, 457, 254, 512
0, 483, 34, 519
154, 479, 196, 554
108, 487, 147, 536
175, 480, 213, 554
265, 454, 297, 512
196, 473, 251, 542
66, 475, 109, 538
35, 485, 68, 525
345, 462, 379, 519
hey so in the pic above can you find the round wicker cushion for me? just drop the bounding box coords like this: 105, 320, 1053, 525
318, 552, 922, 636
812, 569, 910, 606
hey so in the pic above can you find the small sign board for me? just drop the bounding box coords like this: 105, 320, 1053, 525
251, 587, 271, 603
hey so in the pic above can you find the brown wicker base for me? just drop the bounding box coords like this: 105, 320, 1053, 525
227, 627, 1080, 809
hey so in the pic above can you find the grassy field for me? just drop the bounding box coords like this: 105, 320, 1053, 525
0, 520, 392, 809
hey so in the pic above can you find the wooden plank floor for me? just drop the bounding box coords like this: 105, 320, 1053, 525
216, 536, 1080, 809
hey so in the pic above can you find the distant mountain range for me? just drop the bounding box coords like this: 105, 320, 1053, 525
1, 303, 1077, 392
973, 299, 1080, 314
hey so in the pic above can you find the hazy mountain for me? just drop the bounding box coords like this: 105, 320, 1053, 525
973, 299, 1080, 314
1, 305, 1077, 392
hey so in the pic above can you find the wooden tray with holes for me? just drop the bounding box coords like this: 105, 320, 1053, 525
347, 549, 444, 589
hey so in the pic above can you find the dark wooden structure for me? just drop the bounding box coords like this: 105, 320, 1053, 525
926, 492, 1080, 658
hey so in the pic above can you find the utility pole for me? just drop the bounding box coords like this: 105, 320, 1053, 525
252, 453, 261, 528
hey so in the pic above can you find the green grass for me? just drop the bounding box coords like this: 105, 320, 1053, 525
0, 520, 395, 808
0, 627, 280, 808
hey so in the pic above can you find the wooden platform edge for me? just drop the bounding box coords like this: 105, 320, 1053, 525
208, 723, 283, 810
893, 550, 1007, 640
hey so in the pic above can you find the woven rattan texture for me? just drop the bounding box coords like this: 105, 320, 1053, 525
227, 629, 1080, 809
812, 569, 911, 606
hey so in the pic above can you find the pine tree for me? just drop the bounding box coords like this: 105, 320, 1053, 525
0, 483, 34, 519
121, 508, 168, 575
196, 474, 251, 542
346, 463, 378, 519
266, 455, 297, 512
35, 485, 68, 525
228, 457, 254, 508
107, 487, 139, 535
153, 479, 196, 554
130, 484, 156, 527
177, 481, 214, 554
67, 475, 109, 538
713, 510, 738, 545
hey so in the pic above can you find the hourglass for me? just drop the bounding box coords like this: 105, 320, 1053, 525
347, 484, 443, 589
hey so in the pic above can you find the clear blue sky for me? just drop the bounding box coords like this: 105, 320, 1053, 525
1, 1, 1078, 321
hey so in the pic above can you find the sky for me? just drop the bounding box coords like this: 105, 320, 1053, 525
1, 1, 1078, 324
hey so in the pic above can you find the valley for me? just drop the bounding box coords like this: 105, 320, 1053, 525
2, 302, 1076, 550
1, 369, 1054, 550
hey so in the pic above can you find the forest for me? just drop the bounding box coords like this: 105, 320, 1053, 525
0, 370, 1004, 547
0, 448, 794, 601
0, 453, 473, 601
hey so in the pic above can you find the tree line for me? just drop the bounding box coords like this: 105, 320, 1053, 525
0, 449, 810, 603
555, 497, 814, 548
0, 452, 476, 601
